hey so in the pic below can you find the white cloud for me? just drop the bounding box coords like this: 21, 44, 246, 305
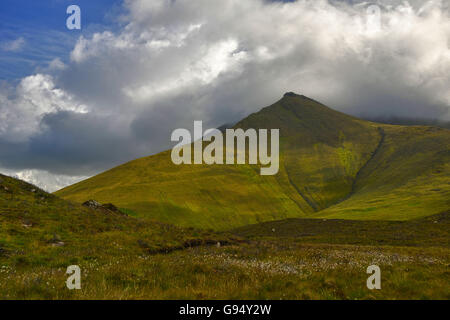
0, 37, 26, 52
48, 58, 67, 71
0, 74, 88, 143
0, 167, 87, 192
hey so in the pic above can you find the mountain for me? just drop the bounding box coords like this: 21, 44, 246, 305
55, 93, 450, 230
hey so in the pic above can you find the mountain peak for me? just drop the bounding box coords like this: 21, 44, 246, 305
282, 92, 321, 105
283, 92, 301, 98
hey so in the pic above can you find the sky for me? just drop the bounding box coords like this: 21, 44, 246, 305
0, 0, 124, 80
0, 0, 449, 191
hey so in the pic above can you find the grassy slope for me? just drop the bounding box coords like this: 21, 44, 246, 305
1, 174, 449, 299
0, 174, 236, 275
314, 125, 450, 220
55, 93, 450, 229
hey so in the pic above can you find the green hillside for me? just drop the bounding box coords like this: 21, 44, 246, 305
1, 173, 449, 299
0, 173, 235, 269
314, 125, 450, 220
55, 93, 450, 230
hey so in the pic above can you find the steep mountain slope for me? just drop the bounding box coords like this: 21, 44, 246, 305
314, 125, 450, 220
235, 93, 381, 211
55, 93, 450, 230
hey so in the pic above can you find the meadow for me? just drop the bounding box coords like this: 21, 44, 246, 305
1, 237, 448, 299
1, 173, 448, 299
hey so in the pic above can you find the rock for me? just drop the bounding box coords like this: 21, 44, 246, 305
48, 234, 64, 247
82, 199, 102, 209
51, 242, 65, 247
82, 200, 127, 216
22, 222, 32, 228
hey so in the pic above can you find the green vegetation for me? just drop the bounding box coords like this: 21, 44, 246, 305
1, 93, 449, 299
55, 93, 450, 230
0, 173, 234, 257
233, 211, 450, 248
315, 125, 450, 220
2, 241, 448, 300
0, 174, 241, 298
1, 174, 449, 299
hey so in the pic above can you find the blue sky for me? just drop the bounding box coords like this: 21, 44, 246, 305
0, 0, 123, 80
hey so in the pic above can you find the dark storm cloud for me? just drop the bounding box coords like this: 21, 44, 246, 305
0, 111, 144, 175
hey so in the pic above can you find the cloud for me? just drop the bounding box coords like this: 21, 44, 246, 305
48, 58, 67, 71
0, 74, 87, 143
0, 167, 88, 193
62, 0, 450, 120
0, 0, 449, 191
0, 37, 26, 52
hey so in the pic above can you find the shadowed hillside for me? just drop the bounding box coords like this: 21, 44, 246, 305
55, 93, 450, 230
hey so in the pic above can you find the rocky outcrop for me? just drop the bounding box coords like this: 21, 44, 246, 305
82, 200, 127, 216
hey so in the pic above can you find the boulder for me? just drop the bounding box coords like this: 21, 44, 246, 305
82, 200, 127, 216
82, 199, 102, 209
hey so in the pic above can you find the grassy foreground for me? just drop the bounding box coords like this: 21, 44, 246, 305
1, 173, 449, 299
1, 240, 448, 299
